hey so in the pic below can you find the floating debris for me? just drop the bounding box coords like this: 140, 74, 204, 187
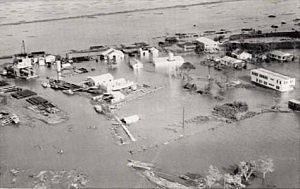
127, 159, 154, 170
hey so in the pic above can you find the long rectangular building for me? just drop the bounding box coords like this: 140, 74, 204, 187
250, 68, 295, 92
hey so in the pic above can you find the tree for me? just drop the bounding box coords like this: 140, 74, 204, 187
238, 161, 256, 182
223, 173, 246, 189
206, 165, 223, 188
257, 157, 274, 184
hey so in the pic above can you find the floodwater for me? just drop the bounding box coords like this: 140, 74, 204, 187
0, 0, 300, 188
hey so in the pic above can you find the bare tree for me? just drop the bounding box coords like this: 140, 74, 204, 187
257, 157, 274, 185
238, 161, 256, 182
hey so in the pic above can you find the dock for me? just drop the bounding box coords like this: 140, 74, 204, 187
113, 115, 136, 142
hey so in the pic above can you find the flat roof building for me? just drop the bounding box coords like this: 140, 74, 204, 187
250, 68, 295, 92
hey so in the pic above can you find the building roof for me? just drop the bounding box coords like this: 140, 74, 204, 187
251, 68, 294, 80
221, 56, 243, 63
87, 73, 114, 84
196, 37, 218, 45
269, 50, 292, 57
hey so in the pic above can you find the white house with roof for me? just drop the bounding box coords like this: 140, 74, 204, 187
86, 73, 114, 87
153, 52, 184, 76
250, 68, 295, 92
86, 73, 135, 92
196, 37, 220, 53
231, 49, 252, 61
268, 50, 294, 62
219, 56, 245, 69
99, 48, 124, 63
138, 47, 159, 62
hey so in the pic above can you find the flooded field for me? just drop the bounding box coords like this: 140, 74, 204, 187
0, 0, 300, 188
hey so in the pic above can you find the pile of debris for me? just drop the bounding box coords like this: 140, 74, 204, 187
7, 168, 88, 188
0, 111, 20, 126
31, 170, 88, 189
212, 101, 249, 121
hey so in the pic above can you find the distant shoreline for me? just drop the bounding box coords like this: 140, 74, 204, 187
0, 0, 245, 27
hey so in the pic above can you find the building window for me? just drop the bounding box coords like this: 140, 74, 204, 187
269, 83, 274, 87
252, 72, 258, 76
259, 74, 268, 80
276, 86, 280, 90
264, 81, 267, 85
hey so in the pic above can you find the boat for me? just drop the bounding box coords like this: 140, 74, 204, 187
10, 114, 20, 124
143, 170, 191, 189
127, 159, 154, 170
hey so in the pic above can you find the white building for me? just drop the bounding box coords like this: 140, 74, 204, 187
250, 68, 295, 92
138, 47, 159, 62
153, 52, 184, 76
86, 73, 135, 92
110, 91, 125, 104
108, 78, 135, 91
99, 48, 125, 63
231, 49, 252, 61
196, 37, 220, 53
219, 56, 245, 69
12, 56, 37, 79
86, 73, 114, 87
268, 50, 294, 62
45, 55, 56, 64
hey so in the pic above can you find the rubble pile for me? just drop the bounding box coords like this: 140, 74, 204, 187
31, 170, 88, 189
212, 101, 249, 120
